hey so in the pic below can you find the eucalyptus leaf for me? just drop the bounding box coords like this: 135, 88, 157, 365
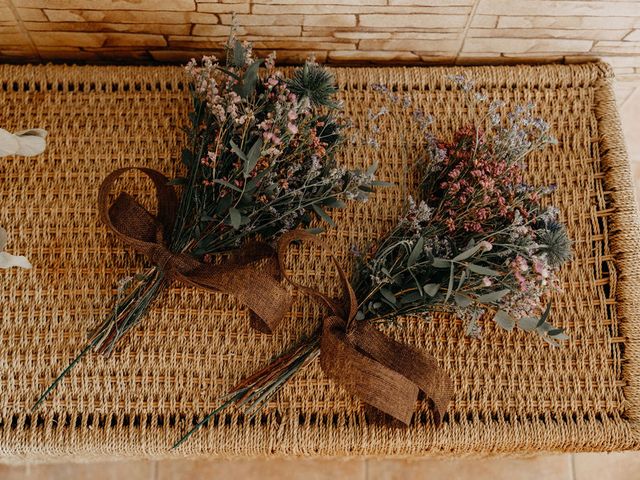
168, 177, 187, 186
181, 149, 193, 167
400, 291, 423, 304
211, 179, 243, 193
238, 60, 263, 98
407, 237, 424, 267
228, 207, 242, 229
537, 301, 552, 328
322, 197, 347, 209
380, 287, 397, 305
432, 257, 450, 268
305, 227, 325, 235
444, 262, 455, 303
423, 283, 439, 297
230, 140, 247, 162
243, 137, 263, 178
477, 288, 510, 304
467, 263, 500, 276
518, 316, 539, 332
452, 243, 482, 262
370, 180, 395, 187
494, 310, 515, 331
457, 268, 467, 290
311, 204, 336, 227
454, 293, 473, 308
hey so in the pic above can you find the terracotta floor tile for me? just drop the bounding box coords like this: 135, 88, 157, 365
156, 458, 366, 480
0, 464, 28, 480
573, 452, 640, 480
367, 455, 572, 480
13, 460, 153, 480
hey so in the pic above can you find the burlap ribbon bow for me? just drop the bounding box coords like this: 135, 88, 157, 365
98, 167, 292, 333
278, 230, 453, 426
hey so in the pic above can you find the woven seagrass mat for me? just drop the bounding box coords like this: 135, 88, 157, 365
0, 62, 639, 462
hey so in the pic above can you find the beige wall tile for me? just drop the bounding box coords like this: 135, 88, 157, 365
574, 452, 640, 480
197, 2, 251, 13
24, 22, 191, 35
497, 15, 640, 30
0, 6, 15, 22
360, 14, 468, 28
359, 38, 461, 52
593, 40, 640, 53
329, 49, 422, 62
478, 0, 640, 17
462, 37, 593, 53
30, 31, 167, 48
20, 0, 196, 10
0, 33, 30, 46
253, 5, 470, 14
368, 455, 572, 480
469, 28, 630, 41
43, 9, 219, 24
219, 14, 303, 26
157, 458, 366, 480
625, 30, 640, 41
16, 8, 47, 22
302, 15, 356, 27
471, 15, 498, 28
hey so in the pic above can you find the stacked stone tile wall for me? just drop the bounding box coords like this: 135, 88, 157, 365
1, 0, 640, 100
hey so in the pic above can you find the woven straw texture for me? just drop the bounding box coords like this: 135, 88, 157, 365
0, 62, 639, 462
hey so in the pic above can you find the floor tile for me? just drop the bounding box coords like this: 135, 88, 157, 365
573, 452, 640, 480
367, 455, 572, 480
619, 86, 640, 164
16, 460, 153, 480
0, 464, 28, 480
157, 458, 366, 480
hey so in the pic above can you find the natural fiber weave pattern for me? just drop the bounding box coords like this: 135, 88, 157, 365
0, 62, 638, 461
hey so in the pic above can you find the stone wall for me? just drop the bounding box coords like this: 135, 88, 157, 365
1, 0, 640, 97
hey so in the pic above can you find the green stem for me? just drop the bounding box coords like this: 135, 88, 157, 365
31, 335, 102, 411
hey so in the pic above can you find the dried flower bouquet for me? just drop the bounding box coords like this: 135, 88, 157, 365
33, 38, 381, 409
173, 76, 572, 447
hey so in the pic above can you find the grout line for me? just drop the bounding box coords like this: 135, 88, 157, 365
455, 0, 482, 63
364, 458, 370, 480
151, 460, 159, 480
570, 453, 577, 480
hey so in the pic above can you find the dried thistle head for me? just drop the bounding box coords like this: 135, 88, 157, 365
536, 222, 572, 267
287, 61, 339, 109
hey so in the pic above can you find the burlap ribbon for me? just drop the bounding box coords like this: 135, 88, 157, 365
278, 230, 453, 426
98, 167, 292, 333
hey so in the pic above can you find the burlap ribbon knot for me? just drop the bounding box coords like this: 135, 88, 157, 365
278, 230, 453, 426
98, 167, 292, 333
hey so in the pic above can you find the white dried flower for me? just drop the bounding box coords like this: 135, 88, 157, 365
0, 227, 31, 269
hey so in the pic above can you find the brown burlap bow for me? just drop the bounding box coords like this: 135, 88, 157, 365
278, 230, 453, 426
98, 167, 292, 333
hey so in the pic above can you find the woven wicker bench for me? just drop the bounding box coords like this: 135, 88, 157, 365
0, 62, 639, 461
